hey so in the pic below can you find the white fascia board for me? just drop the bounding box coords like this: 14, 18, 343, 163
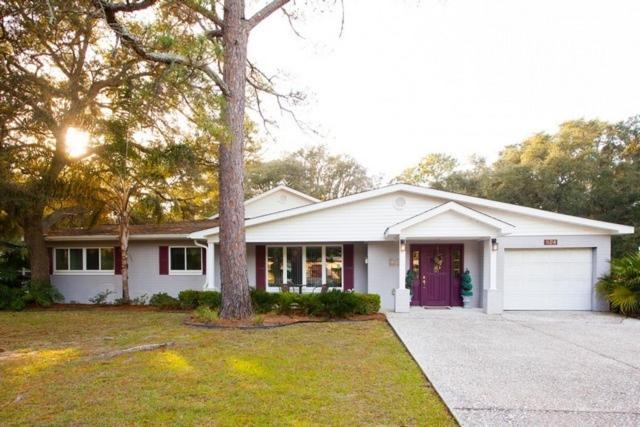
191, 183, 635, 238
45, 234, 191, 242
385, 201, 515, 237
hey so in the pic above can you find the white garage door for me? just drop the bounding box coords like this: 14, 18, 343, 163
504, 248, 593, 310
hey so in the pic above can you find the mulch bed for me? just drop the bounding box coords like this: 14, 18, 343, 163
184, 312, 386, 329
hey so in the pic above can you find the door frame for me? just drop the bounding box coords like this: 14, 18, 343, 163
409, 243, 464, 307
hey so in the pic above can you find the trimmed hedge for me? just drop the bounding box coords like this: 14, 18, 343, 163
178, 290, 221, 309
250, 290, 380, 318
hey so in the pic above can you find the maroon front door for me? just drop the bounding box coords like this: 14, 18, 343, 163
410, 244, 463, 307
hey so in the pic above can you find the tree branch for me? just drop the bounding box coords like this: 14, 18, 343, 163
94, 0, 229, 96
247, 0, 292, 30
42, 206, 85, 232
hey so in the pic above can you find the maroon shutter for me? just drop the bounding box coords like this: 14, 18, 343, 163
202, 247, 206, 274
48, 247, 53, 275
114, 247, 122, 275
343, 244, 354, 291
255, 245, 266, 290
159, 246, 169, 275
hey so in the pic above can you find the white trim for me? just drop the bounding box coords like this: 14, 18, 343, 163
190, 183, 634, 239
46, 233, 191, 242
265, 244, 344, 291
208, 185, 320, 219
168, 246, 203, 276
385, 201, 515, 237
52, 247, 115, 275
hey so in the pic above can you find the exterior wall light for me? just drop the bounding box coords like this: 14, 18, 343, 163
400, 239, 406, 252
491, 238, 498, 251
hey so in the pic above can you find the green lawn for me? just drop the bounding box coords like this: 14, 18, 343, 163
0, 310, 454, 426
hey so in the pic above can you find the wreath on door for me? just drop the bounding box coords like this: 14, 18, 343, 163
432, 254, 443, 272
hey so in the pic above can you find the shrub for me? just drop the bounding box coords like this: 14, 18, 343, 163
149, 292, 181, 309
250, 290, 280, 314
276, 292, 301, 315
178, 290, 221, 309
193, 305, 219, 323
317, 290, 359, 318
252, 315, 265, 326
597, 253, 640, 315
22, 280, 63, 307
0, 285, 26, 311
353, 293, 381, 315
299, 293, 324, 316
90, 289, 115, 305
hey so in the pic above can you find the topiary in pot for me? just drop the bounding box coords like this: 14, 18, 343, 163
461, 269, 473, 308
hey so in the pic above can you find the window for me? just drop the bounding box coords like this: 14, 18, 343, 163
54, 248, 114, 273
267, 247, 284, 287
305, 246, 322, 286
265, 245, 344, 290
169, 247, 202, 274
325, 246, 342, 287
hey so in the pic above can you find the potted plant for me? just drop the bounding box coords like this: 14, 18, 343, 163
461, 269, 473, 308
405, 269, 416, 295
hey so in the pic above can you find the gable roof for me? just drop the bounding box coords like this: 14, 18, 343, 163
190, 183, 634, 238
208, 184, 319, 219
384, 201, 516, 237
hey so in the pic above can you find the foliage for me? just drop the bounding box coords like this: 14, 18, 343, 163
250, 290, 281, 314
149, 292, 181, 309
246, 145, 381, 200
192, 305, 219, 324
89, 290, 116, 305
0, 279, 62, 311
596, 253, 640, 315
178, 290, 221, 310
250, 290, 380, 318
22, 280, 63, 307
461, 269, 473, 297
405, 269, 416, 290
396, 117, 640, 256
353, 294, 382, 315
114, 294, 148, 306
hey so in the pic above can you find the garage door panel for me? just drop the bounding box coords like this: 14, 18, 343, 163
504, 248, 593, 310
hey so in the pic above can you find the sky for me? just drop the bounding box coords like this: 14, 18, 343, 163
248, 0, 640, 180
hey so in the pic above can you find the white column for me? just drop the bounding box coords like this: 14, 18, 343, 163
398, 239, 406, 288
207, 242, 215, 290
489, 239, 497, 290
394, 237, 410, 312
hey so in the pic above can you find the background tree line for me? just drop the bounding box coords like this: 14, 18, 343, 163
396, 117, 640, 257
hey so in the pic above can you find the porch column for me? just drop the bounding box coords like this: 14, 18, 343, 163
393, 238, 411, 312
483, 237, 502, 314
207, 242, 215, 290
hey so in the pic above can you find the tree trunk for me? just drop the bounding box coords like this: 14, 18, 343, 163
218, 0, 252, 319
22, 210, 50, 283
118, 211, 130, 303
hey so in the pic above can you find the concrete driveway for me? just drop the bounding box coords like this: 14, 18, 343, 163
386, 309, 640, 426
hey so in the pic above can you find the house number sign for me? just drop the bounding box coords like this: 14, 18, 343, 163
544, 239, 558, 246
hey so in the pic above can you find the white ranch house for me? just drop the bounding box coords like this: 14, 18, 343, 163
47, 184, 633, 313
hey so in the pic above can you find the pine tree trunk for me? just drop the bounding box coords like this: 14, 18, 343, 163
119, 212, 130, 303
22, 210, 50, 283
218, 0, 252, 319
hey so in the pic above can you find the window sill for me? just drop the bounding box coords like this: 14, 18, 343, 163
169, 271, 204, 276
53, 271, 115, 276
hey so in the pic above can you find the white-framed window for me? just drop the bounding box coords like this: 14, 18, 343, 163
169, 246, 202, 275
266, 245, 343, 290
54, 247, 115, 275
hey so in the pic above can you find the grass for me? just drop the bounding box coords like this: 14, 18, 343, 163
0, 310, 455, 426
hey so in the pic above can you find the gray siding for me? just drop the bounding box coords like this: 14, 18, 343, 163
50, 239, 205, 303
367, 241, 398, 311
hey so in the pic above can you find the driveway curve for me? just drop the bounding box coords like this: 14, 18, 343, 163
386, 309, 640, 426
